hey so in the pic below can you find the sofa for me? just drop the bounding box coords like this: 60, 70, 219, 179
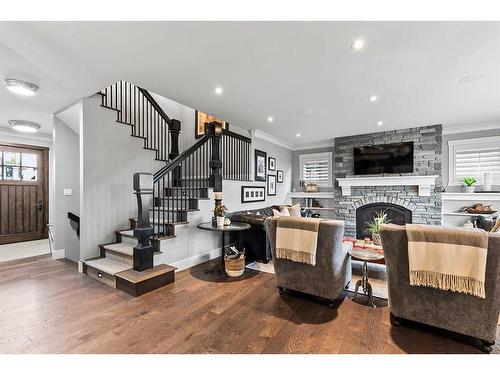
265, 217, 351, 304
380, 224, 500, 352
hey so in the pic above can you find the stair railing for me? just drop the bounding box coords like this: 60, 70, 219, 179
100, 80, 175, 162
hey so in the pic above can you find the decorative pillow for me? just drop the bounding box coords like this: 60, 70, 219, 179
273, 207, 290, 217
288, 203, 302, 217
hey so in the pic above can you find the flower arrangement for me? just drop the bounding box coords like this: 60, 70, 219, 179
463, 177, 477, 193
365, 210, 391, 245
213, 204, 228, 217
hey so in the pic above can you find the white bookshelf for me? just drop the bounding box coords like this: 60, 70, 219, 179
442, 192, 499, 227
287, 192, 336, 218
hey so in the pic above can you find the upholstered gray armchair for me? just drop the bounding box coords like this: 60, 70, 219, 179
380, 224, 500, 352
265, 217, 351, 304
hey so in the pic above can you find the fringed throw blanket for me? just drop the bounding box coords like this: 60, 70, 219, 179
406, 224, 488, 298
276, 217, 323, 265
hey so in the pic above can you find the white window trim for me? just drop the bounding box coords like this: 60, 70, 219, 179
448, 135, 500, 186
299, 151, 333, 187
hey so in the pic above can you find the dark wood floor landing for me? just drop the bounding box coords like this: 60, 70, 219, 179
0, 255, 498, 354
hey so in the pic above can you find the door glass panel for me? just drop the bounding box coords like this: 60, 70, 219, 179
21, 167, 37, 181
4, 152, 21, 166
22, 153, 37, 167
3, 166, 21, 180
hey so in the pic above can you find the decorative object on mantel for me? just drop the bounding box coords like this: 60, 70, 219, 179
213, 192, 228, 228
460, 203, 497, 215
336, 175, 439, 197
194, 110, 228, 138
365, 210, 391, 246
267, 174, 277, 196
241, 186, 265, 203
254, 149, 267, 182
305, 182, 318, 192
463, 177, 477, 193
277, 170, 283, 183
268, 157, 276, 171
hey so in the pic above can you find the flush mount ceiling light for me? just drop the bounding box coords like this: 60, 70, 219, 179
351, 39, 365, 50
370, 95, 378, 102
267, 116, 274, 123
8, 120, 41, 133
4, 78, 39, 96
377, 121, 384, 126
214, 86, 223, 95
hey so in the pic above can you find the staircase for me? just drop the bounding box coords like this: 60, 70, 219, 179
81, 80, 251, 295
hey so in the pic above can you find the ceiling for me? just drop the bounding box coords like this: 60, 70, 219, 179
0, 21, 499, 144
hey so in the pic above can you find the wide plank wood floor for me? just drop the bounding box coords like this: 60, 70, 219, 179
0, 255, 498, 354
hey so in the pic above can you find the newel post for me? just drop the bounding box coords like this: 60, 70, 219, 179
169, 119, 182, 185
206, 121, 223, 192
133, 173, 154, 271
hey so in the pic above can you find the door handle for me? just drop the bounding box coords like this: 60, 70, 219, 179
35, 200, 43, 211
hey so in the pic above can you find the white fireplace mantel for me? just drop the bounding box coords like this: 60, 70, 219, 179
336, 175, 439, 197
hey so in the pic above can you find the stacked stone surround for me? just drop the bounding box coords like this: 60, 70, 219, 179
334, 124, 443, 237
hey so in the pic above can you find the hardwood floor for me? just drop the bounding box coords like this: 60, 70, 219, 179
0, 255, 498, 354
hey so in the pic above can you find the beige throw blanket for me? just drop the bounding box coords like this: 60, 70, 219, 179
276, 217, 323, 265
406, 224, 488, 298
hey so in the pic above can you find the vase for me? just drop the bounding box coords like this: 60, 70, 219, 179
372, 233, 382, 246
484, 172, 493, 191
465, 186, 475, 193
216, 216, 225, 228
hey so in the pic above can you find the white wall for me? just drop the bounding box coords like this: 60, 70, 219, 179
79, 95, 164, 260
53, 116, 80, 261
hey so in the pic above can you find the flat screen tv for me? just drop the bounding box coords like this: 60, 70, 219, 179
354, 142, 414, 175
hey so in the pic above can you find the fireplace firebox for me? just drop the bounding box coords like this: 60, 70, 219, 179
355, 203, 412, 239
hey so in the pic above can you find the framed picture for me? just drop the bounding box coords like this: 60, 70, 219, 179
277, 170, 283, 183
254, 149, 267, 182
241, 186, 266, 203
267, 174, 276, 196
268, 157, 276, 171
194, 110, 229, 138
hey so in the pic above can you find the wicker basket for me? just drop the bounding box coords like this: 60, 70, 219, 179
305, 183, 318, 192
372, 233, 382, 246
225, 254, 245, 277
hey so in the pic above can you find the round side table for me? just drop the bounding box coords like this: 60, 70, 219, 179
348, 248, 385, 307
197, 221, 251, 277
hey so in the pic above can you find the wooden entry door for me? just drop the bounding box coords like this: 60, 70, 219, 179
0, 144, 49, 244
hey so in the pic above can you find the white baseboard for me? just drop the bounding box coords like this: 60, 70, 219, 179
51, 249, 65, 260
78, 261, 84, 273
170, 247, 222, 272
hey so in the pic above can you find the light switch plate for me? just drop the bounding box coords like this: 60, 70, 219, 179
64, 189, 72, 196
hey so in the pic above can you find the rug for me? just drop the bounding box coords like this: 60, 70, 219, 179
245, 259, 388, 299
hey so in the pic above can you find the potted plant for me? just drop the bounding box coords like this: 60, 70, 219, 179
214, 204, 228, 228
365, 210, 391, 245
463, 177, 477, 193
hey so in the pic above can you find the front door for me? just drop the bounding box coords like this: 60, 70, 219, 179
0, 144, 49, 244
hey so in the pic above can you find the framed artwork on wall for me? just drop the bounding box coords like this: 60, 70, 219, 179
267, 174, 276, 196
254, 149, 267, 182
194, 111, 229, 138
241, 186, 266, 203
268, 157, 276, 171
277, 170, 283, 183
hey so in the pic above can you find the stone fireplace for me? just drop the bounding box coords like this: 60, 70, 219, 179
355, 201, 413, 239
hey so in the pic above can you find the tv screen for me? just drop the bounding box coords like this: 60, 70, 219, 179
354, 142, 414, 175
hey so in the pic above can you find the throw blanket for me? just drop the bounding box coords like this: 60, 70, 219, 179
276, 217, 323, 265
406, 224, 488, 298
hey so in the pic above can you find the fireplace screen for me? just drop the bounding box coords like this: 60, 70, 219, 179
356, 203, 412, 239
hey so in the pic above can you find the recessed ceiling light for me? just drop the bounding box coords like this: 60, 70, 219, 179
370, 95, 378, 102
377, 121, 383, 126
4, 78, 39, 96
8, 120, 41, 133
351, 39, 365, 50
267, 116, 274, 123
214, 87, 223, 95
296, 133, 301, 138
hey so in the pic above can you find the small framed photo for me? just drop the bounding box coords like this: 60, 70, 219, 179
267, 174, 276, 196
277, 170, 283, 183
195, 111, 229, 138
241, 186, 266, 203
268, 157, 276, 171
254, 149, 267, 182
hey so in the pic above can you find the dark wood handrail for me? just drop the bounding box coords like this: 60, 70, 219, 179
138, 87, 173, 126
222, 128, 251, 143
153, 133, 210, 183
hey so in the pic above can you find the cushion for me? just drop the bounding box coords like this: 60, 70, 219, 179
273, 207, 290, 217
288, 203, 301, 217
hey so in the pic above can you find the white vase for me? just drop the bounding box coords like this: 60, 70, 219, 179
484, 172, 493, 191
465, 186, 475, 193
216, 216, 225, 228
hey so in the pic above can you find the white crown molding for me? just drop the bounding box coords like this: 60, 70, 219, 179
251, 129, 295, 150
442, 121, 500, 135
293, 140, 334, 151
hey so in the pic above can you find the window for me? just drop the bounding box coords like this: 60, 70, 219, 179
299, 152, 333, 187
448, 136, 500, 186
0, 151, 38, 181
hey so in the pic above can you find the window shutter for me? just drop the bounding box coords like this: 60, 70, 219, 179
450, 138, 500, 184
299, 152, 332, 187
